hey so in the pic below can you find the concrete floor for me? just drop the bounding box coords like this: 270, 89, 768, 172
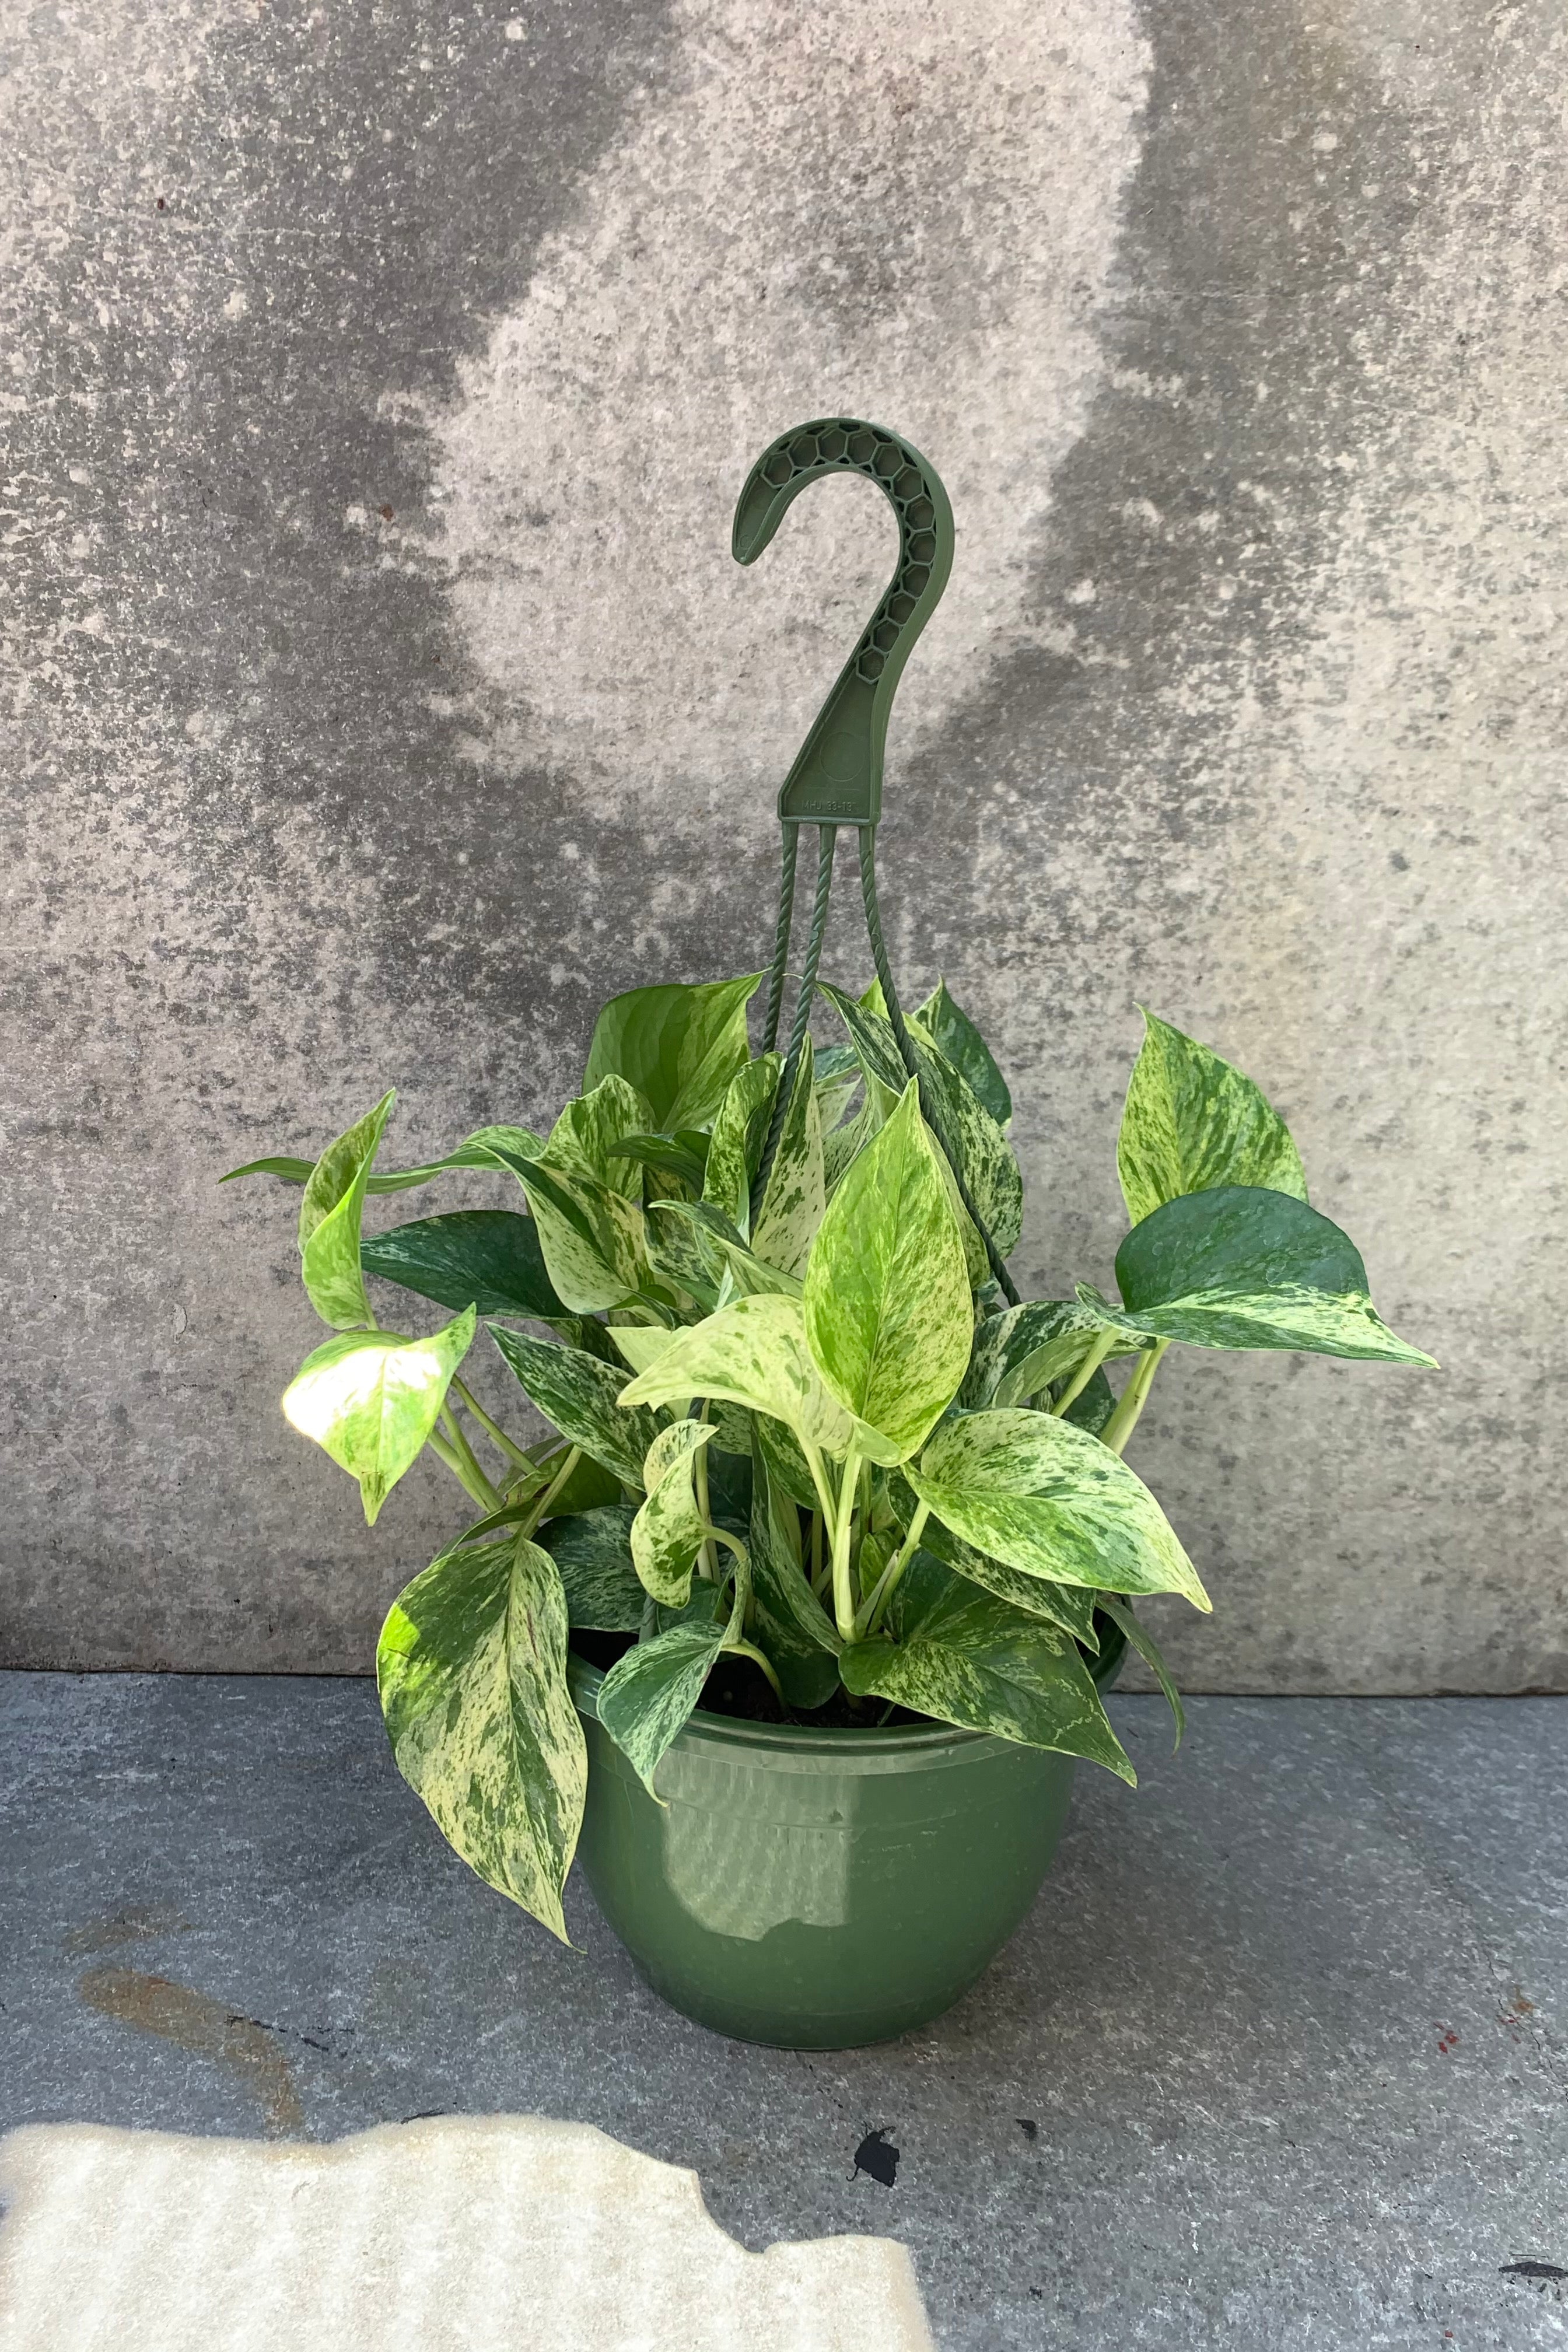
2, 1674, 1564, 2349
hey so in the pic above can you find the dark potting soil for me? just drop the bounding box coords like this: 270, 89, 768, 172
569, 1629, 929, 1731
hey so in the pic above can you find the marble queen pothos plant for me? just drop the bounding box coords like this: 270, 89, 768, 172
226, 974, 1434, 1940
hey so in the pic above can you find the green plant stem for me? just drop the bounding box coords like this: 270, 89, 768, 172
1049, 1331, 1115, 1418
519, 1444, 582, 1539
449, 1378, 534, 1473
428, 1428, 498, 1513
860, 1500, 929, 1637
723, 1637, 785, 1704
699, 1522, 747, 1569
437, 1406, 502, 1511
799, 1438, 839, 1534
1101, 1339, 1169, 1455
830, 1445, 863, 1642
693, 1402, 718, 1581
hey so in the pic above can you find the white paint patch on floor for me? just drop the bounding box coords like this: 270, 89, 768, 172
430, 0, 1149, 820
0, 2115, 933, 2350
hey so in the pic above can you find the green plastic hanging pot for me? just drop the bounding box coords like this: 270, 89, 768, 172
568, 1623, 1125, 2049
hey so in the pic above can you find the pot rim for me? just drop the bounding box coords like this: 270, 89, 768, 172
566, 1615, 1126, 1761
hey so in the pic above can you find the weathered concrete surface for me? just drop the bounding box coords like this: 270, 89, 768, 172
2, 0, 1564, 1682
3, 1675, 1566, 2348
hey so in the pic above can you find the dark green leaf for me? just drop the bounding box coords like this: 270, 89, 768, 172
916, 979, 1012, 1128
376, 1533, 586, 1940
1097, 1595, 1185, 1747
749, 1440, 841, 1707
536, 1506, 646, 1630
1088, 1185, 1437, 1363
961, 1300, 1132, 1410
361, 1209, 566, 1321
890, 1474, 1098, 1647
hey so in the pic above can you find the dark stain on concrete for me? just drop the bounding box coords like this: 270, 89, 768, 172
62, 1905, 193, 1954
77, 1968, 306, 2135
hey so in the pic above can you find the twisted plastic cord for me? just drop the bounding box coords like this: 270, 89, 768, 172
751, 824, 837, 1219
859, 828, 1020, 1306
760, 822, 800, 1055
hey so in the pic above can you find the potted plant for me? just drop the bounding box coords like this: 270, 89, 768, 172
225, 421, 1434, 2048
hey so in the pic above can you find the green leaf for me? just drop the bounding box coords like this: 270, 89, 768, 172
822, 1087, 883, 1197
703, 1056, 780, 1234
376, 1533, 586, 1941
814, 1043, 862, 1139
488, 1322, 665, 1488
595, 1623, 726, 1800
617, 1293, 853, 1464
295, 1091, 395, 1328
1084, 1185, 1437, 1364
1118, 1007, 1308, 1227
755, 1410, 822, 1515
654, 1200, 803, 1299
536, 1506, 648, 1630
222, 1122, 546, 1196
748, 1438, 841, 1707
643, 1199, 724, 1312
607, 1132, 709, 1191
1097, 1595, 1184, 1747
631, 1420, 719, 1606
583, 975, 761, 1132
907, 1406, 1210, 1608
540, 1076, 654, 1197
360, 1209, 566, 1321
890, 1471, 1098, 1646
1063, 1367, 1117, 1438
802, 1080, 971, 1464
750, 1038, 825, 1278
916, 979, 1012, 1128
839, 1553, 1134, 1782
282, 1308, 475, 1524
510, 1157, 646, 1314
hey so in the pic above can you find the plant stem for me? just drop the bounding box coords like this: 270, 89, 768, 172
830, 1446, 862, 1642
438, 1406, 503, 1511
1101, 1340, 1169, 1455
450, 1378, 534, 1472
723, 1637, 785, 1705
861, 1501, 929, 1637
1049, 1331, 1115, 1417
428, 1429, 497, 1513
519, 1444, 582, 1540
693, 1403, 718, 1581
799, 1438, 839, 1533
699, 1523, 748, 1569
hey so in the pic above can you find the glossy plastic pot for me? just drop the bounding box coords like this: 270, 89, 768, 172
568, 1624, 1125, 2049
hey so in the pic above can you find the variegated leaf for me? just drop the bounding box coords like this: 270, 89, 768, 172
360, 1208, 566, 1322
1118, 1007, 1308, 1227
510, 1156, 646, 1314
488, 1322, 664, 1489
296, 1091, 394, 1328
282, 1308, 475, 1524
583, 975, 761, 1132
376, 1533, 586, 1941
839, 1553, 1134, 1782
1082, 1185, 1437, 1364
751, 1037, 825, 1278
907, 1407, 1210, 1609
802, 1080, 971, 1464
595, 1623, 726, 1800
1097, 1595, 1184, 1746
617, 1292, 853, 1464
748, 1438, 840, 1708
223, 1120, 544, 1198
540, 1074, 655, 1198
703, 1055, 780, 1234
960, 1300, 1125, 1410
536, 1506, 646, 1630
631, 1420, 720, 1606
915, 978, 1013, 1129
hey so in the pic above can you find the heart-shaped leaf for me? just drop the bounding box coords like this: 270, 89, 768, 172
631, 1420, 720, 1606
961, 1300, 1138, 1410
510, 1157, 646, 1314
376, 1532, 586, 1940
296, 1091, 394, 1328
535, 1506, 646, 1630
803, 1080, 971, 1464
594, 1623, 726, 1800
583, 975, 761, 1132
488, 1322, 665, 1489
750, 1038, 825, 1278
906, 1406, 1210, 1608
1118, 1008, 1307, 1227
360, 1209, 565, 1321
282, 1308, 475, 1524
916, 979, 1013, 1129
703, 1056, 780, 1234
839, 1553, 1133, 1781
1084, 1185, 1437, 1364
617, 1293, 853, 1465
541, 1076, 655, 1196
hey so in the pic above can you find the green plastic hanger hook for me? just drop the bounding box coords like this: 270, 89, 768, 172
732, 418, 954, 827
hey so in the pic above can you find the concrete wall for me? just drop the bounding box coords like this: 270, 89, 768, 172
4, 0, 1564, 1689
